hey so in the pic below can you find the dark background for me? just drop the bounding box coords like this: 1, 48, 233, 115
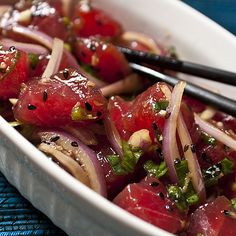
183, 0, 236, 34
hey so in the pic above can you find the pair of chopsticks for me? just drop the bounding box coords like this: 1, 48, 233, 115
118, 46, 236, 116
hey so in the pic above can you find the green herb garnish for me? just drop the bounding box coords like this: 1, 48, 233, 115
167, 160, 199, 211
152, 100, 169, 112
231, 198, 236, 210
201, 132, 216, 146
107, 141, 143, 175
28, 53, 39, 69
167, 185, 188, 211
143, 160, 168, 178
203, 158, 234, 187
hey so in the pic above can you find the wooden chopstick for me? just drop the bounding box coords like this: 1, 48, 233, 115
118, 46, 236, 86
130, 63, 236, 116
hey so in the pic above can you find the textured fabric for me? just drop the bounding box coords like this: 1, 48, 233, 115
183, 0, 236, 34
0, 174, 66, 235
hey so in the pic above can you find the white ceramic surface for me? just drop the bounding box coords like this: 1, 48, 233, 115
0, 0, 236, 236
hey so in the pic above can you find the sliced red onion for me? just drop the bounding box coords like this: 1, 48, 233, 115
194, 113, 236, 152
42, 38, 64, 78
160, 84, 172, 101
177, 113, 206, 202
104, 115, 123, 157
162, 81, 186, 183
11, 26, 107, 88
38, 142, 90, 187
121, 31, 165, 55
38, 130, 107, 196
12, 25, 54, 49
101, 73, 141, 97
63, 126, 98, 146
1, 38, 48, 54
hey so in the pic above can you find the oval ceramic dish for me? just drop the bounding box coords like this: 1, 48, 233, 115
0, 0, 236, 235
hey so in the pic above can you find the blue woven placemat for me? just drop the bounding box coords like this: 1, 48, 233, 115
183, 0, 236, 34
0, 1, 235, 235
0, 173, 66, 235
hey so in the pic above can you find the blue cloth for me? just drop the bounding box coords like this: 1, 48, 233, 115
0, 173, 66, 235
183, 0, 236, 34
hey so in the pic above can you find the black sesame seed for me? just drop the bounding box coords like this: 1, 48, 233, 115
156, 148, 164, 160
223, 210, 230, 216
63, 69, 69, 79
152, 123, 158, 130
50, 135, 60, 142
71, 141, 78, 147
89, 43, 96, 52
43, 91, 48, 102
184, 144, 189, 152
159, 192, 165, 200
201, 152, 213, 164
150, 181, 159, 187
28, 104, 37, 110
174, 158, 181, 165
224, 145, 230, 151
190, 144, 196, 153
165, 112, 171, 119
42, 141, 51, 145
165, 205, 173, 212
97, 111, 102, 117
85, 102, 92, 111
9, 46, 16, 52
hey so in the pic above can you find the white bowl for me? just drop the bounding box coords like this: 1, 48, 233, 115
0, 0, 236, 236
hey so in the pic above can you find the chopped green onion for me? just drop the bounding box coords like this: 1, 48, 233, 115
186, 194, 199, 205
167, 185, 188, 211
201, 131, 216, 146
203, 158, 234, 187
144, 160, 168, 178
221, 158, 234, 175
231, 198, 236, 210
152, 100, 169, 112
167, 159, 200, 211
107, 141, 143, 175
28, 53, 39, 69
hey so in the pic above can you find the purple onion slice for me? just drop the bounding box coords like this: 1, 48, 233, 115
12, 25, 53, 49
104, 114, 123, 157
177, 113, 206, 202
38, 130, 107, 197
162, 81, 186, 183
194, 113, 236, 152
42, 38, 64, 78
1, 38, 48, 54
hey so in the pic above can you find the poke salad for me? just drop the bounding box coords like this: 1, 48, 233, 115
0, 0, 236, 235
